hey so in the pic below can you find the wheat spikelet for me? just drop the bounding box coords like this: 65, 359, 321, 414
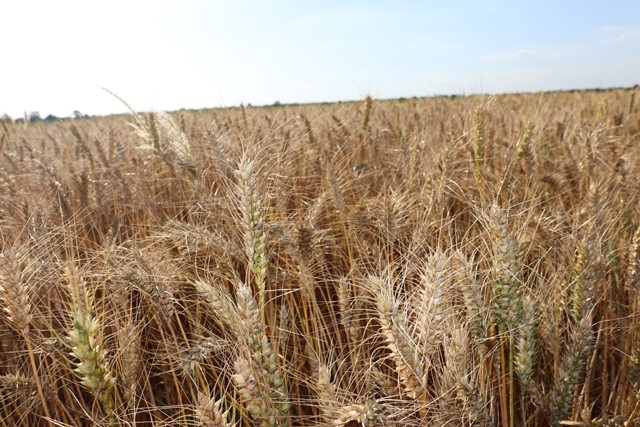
118, 323, 141, 405
184, 330, 230, 374
155, 111, 194, 168
338, 277, 362, 354
415, 250, 448, 360
368, 275, 425, 399
316, 364, 383, 427
109, 87, 194, 169
127, 267, 177, 324
453, 250, 487, 355
277, 304, 291, 353
326, 161, 346, 216
69, 124, 95, 172
441, 327, 491, 425
570, 240, 602, 321
161, 220, 239, 275
64, 264, 115, 422
0, 373, 36, 398
357, 95, 373, 162
196, 393, 233, 427
550, 316, 594, 426
370, 366, 399, 398
232, 356, 279, 427
235, 283, 290, 419
488, 204, 523, 332
333, 401, 382, 427
443, 326, 470, 396
198, 279, 289, 425
514, 295, 537, 389
515, 121, 534, 162
236, 155, 269, 316
316, 364, 341, 422
626, 226, 640, 291
68, 306, 116, 420
0, 251, 33, 336
123, 250, 179, 326
296, 223, 315, 263
193, 280, 238, 329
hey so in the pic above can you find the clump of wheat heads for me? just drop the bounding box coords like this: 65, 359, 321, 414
1, 87, 638, 426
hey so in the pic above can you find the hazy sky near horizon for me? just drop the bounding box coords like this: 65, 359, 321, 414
1, 1, 639, 118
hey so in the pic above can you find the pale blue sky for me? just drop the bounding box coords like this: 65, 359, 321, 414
1, 1, 639, 118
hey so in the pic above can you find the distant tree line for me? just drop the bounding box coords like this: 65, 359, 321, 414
0, 110, 90, 125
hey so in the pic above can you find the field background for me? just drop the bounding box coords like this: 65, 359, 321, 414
1, 88, 639, 426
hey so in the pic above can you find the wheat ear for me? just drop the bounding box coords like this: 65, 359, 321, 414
196, 279, 289, 426
515, 295, 538, 427
236, 156, 269, 320
0, 252, 33, 336
234, 282, 290, 424
68, 309, 115, 417
550, 316, 594, 426
415, 251, 448, 360
489, 204, 523, 332
317, 364, 382, 427
571, 240, 601, 321
368, 275, 425, 399
454, 250, 488, 356
66, 269, 115, 423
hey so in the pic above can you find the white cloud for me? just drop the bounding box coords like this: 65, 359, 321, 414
482, 49, 563, 61
602, 25, 623, 32
600, 30, 640, 43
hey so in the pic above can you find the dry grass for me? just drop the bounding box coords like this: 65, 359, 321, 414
0, 88, 639, 426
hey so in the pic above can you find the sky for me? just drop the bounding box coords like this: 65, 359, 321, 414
1, 1, 639, 118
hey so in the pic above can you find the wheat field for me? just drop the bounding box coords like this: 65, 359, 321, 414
0, 89, 639, 426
